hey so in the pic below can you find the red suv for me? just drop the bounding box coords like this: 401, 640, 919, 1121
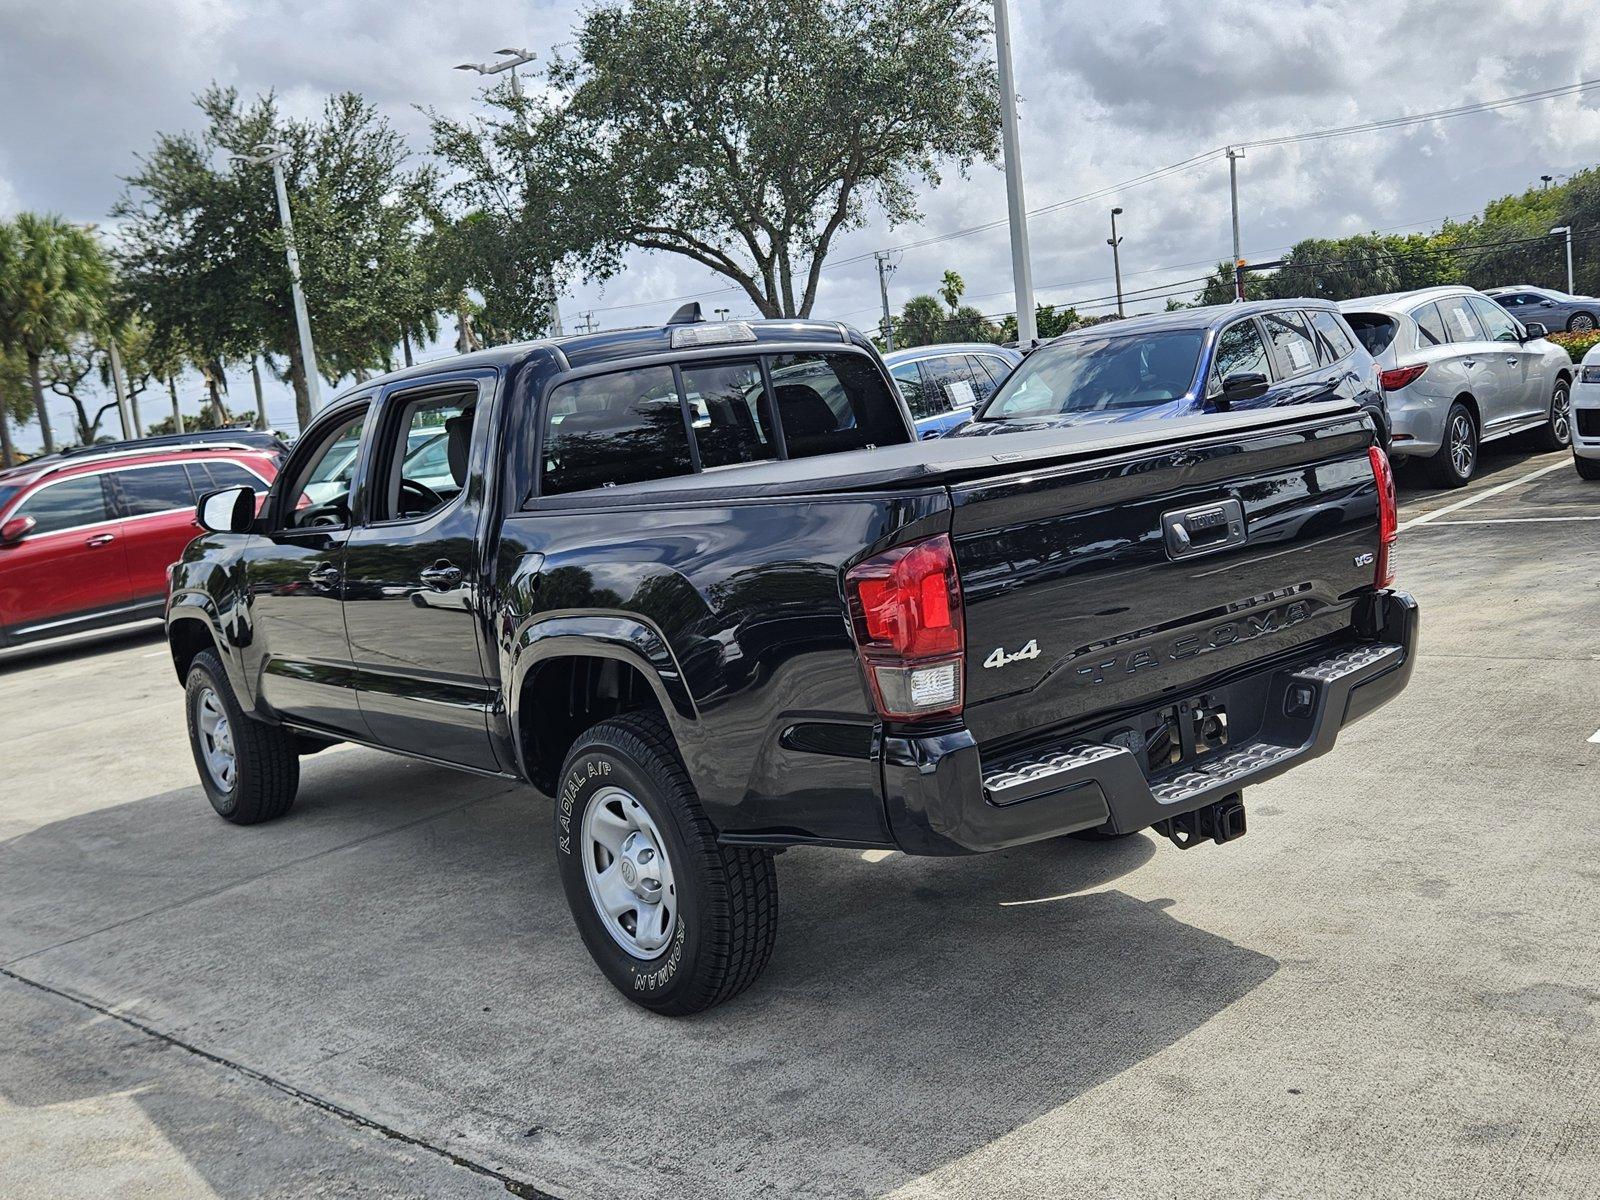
0, 442, 281, 647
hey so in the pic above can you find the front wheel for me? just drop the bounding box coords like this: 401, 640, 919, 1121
1567, 312, 1596, 333
1425, 402, 1478, 488
553, 712, 778, 1015
1533, 378, 1573, 451
184, 650, 299, 823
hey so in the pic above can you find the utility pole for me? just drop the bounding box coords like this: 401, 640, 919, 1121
1107, 208, 1125, 318
1226, 147, 1245, 300
107, 339, 132, 439
237, 144, 321, 413
1551, 226, 1575, 294
875, 251, 897, 350
993, 0, 1036, 345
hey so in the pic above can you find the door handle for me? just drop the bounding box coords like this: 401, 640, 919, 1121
1462, 359, 1476, 368
419, 561, 463, 590
308, 563, 341, 588
1506, 357, 1520, 366
85, 533, 115, 547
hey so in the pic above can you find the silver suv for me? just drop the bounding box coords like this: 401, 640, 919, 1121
1339, 286, 1573, 487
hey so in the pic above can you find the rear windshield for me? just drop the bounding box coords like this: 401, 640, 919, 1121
1343, 313, 1398, 356
979, 330, 1204, 419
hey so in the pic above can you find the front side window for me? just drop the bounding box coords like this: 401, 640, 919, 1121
187, 461, 266, 494
1262, 311, 1320, 376
985, 330, 1205, 419
13, 475, 113, 536
113, 464, 195, 516
966, 355, 1009, 401
541, 366, 691, 495
679, 360, 776, 468
1469, 296, 1520, 343
768, 352, 908, 456
1207, 320, 1272, 396
1436, 296, 1485, 344
283, 410, 367, 529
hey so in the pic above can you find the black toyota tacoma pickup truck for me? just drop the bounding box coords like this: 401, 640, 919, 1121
167, 314, 1416, 1013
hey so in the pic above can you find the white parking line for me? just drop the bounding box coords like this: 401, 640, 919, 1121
1589, 729, 1600, 745
1397, 460, 1571, 532
1417, 516, 1600, 527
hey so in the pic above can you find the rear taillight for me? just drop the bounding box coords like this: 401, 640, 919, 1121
845, 533, 964, 720
1369, 445, 1397, 588
1379, 363, 1427, 391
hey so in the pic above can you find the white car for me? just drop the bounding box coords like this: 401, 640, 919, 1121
1339, 286, 1573, 487
1573, 345, 1600, 480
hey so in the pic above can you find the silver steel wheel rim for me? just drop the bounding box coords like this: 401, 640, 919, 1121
1573, 315, 1595, 332
1450, 413, 1475, 477
580, 785, 677, 960
196, 687, 237, 792
1552, 386, 1571, 443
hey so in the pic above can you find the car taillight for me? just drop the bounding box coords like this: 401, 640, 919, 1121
845, 533, 964, 720
1369, 445, 1397, 588
1379, 363, 1427, 391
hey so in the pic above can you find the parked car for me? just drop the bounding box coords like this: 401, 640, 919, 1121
1339, 286, 1572, 487
947, 300, 1388, 444
166, 315, 1414, 1014
1571, 343, 1600, 480
0, 440, 280, 647
883, 342, 1021, 437
1483, 285, 1600, 333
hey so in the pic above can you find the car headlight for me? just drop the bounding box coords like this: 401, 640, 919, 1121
1583, 365, 1600, 384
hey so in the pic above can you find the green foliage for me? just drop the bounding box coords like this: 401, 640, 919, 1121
141, 407, 244, 436
938, 270, 965, 311
998, 302, 1087, 343
430, 0, 1000, 319
895, 293, 998, 346
1548, 329, 1600, 362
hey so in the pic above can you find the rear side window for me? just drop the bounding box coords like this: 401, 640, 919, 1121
890, 362, 937, 419
113, 464, 195, 516
1411, 303, 1448, 347
769, 352, 908, 457
679, 360, 776, 469
1308, 310, 1357, 362
14, 475, 113, 535
1262, 311, 1320, 376
1435, 295, 1485, 343
541, 366, 691, 495
1345, 313, 1399, 355
921, 355, 984, 412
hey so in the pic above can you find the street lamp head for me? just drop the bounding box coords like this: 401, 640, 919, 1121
454, 62, 483, 72
1551, 226, 1571, 235
496, 47, 531, 57
1112, 206, 1123, 216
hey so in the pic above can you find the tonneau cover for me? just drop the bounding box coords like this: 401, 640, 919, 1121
527, 400, 1366, 506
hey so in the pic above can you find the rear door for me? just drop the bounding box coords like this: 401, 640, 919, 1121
1432, 293, 1509, 430
0, 473, 130, 637
105, 462, 200, 604
1258, 310, 1343, 409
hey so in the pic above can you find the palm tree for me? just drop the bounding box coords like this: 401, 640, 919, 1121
0, 214, 112, 457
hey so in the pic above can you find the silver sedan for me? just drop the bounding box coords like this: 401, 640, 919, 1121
1339, 286, 1573, 487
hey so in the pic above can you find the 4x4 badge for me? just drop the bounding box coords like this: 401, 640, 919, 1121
984, 639, 1040, 669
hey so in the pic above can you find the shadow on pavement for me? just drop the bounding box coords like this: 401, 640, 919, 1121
0, 763, 1277, 1200
0, 621, 166, 676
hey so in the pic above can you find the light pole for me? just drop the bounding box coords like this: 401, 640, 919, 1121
1550, 226, 1575, 294
1107, 207, 1125, 318
236, 143, 321, 412
993, 0, 1036, 346
1225, 147, 1245, 300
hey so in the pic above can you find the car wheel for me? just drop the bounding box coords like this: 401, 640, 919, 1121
553, 711, 778, 1015
1533, 378, 1573, 451
1424, 402, 1477, 488
1567, 312, 1596, 333
184, 650, 299, 823
1576, 453, 1600, 481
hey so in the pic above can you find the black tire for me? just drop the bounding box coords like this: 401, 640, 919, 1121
1576, 454, 1600, 481
1424, 401, 1477, 488
1567, 312, 1596, 333
1533, 378, 1573, 451
184, 650, 299, 824
553, 712, 777, 1015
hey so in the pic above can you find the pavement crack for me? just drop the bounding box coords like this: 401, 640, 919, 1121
0, 966, 562, 1200
2, 788, 520, 969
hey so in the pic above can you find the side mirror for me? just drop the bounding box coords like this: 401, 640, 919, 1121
0, 515, 37, 545
1221, 372, 1270, 405
1540, 300, 1557, 307
1522, 321, 1548, 340
196, 486, 256, 534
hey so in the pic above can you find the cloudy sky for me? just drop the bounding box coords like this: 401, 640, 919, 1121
2, 0, 1598, 447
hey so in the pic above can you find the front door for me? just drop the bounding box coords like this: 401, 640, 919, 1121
1469, 295, 1543, 423
246, 403, 370, 737
0, 473, 131, 639
341, 376, 500, 770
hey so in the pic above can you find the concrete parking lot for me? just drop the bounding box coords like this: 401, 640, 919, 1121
2, 444, 1597, 1199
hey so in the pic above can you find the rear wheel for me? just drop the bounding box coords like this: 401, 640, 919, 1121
184, 651, 299, 823
1567, 312, 1596, 333
1532, 378, 1572, 451
1576, 453, 1600, 481
1424, 402, 1478, 488
553, 712, 778, 1015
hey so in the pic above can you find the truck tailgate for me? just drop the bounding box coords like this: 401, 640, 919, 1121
951, 408, 1382, 749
